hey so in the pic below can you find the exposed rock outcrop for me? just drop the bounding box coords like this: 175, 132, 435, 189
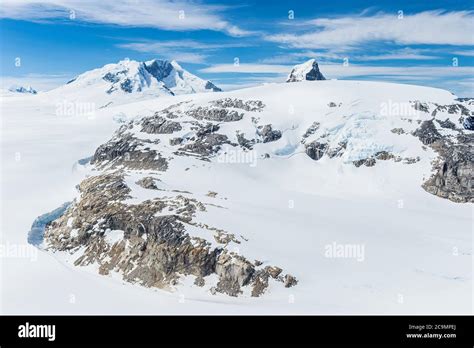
412, 100, 430, 113
463, 116, 474, 131
432, 103, 470, 117
91, 130, 168, 171
301, 122, 320, 143
258, 124, 282, 143
44, 172, 297, 296
305, 141, 327, 161
422, 134, 473, 203
408, 101, 473, 203
136, 176, 160, 190
186, 106, 244, 122
179, 133, 231, 157
43, 97, 298, 297
141, 115, 182, 134
412, 120, 442, 146
211, 98, 265, 112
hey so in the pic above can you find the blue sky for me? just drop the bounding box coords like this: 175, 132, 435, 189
1, 0, 473, 95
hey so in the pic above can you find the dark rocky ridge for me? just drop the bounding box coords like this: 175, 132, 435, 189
464, 117, 474, 131
301, 100, 472, 202
419, 131, 473, 203
141, 115, 182, 134
91, 129, 168, 171
408, 99, 473, 202
44, 172, 297, 296
210, 98, 265, 111
42, 93, 474, 302
44, 98, 297, 297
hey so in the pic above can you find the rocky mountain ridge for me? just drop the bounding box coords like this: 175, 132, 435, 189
37, 80, 473, 298
8, 85, 37, 94
45, 58, 221, 107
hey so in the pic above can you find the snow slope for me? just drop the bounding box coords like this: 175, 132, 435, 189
0, 80, 472, 314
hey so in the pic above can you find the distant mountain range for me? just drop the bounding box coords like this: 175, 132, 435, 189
6, 58, 332, 106
7, 85, 37, 94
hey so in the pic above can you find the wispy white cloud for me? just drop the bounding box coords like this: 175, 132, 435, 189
118, 41, 209, 64
117, 40, 250, 64
0, 0, 255, 37
0, 73, 71, 91
258, 48, 440, 65
200, 62, 474, 95
258, 50, 343, 64
164, 52, 208, 64
354, 53, 436, 61
320, 64, 474, 79
353, 48, 440, 61
451, 50, 474, 57
352, 47, 439, 62
199, 63, 291, 74
211, 75, 289, 91
322, 64, 474, 96
200, 62, 463, 96
200, 62, 474, 79
120, 40, 249, 51
258, 56, 299, 64
265, 11, 474, 48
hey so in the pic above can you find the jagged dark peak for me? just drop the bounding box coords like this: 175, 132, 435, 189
143, 59, 174, 81
287, 59, 326, 82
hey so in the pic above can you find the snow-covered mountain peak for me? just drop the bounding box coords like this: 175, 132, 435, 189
8, 85, 37, 94
47, 58, 221, 106
287, 59, 326, 82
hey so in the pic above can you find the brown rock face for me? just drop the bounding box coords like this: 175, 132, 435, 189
421, 134, 473, 203
44, 172, 297, 296
43, 98, 297, 297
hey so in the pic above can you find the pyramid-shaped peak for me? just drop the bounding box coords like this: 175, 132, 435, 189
143, 59, 175, 81
287, 59, 326, 82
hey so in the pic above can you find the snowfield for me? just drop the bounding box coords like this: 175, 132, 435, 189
0, 80, 472, 314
